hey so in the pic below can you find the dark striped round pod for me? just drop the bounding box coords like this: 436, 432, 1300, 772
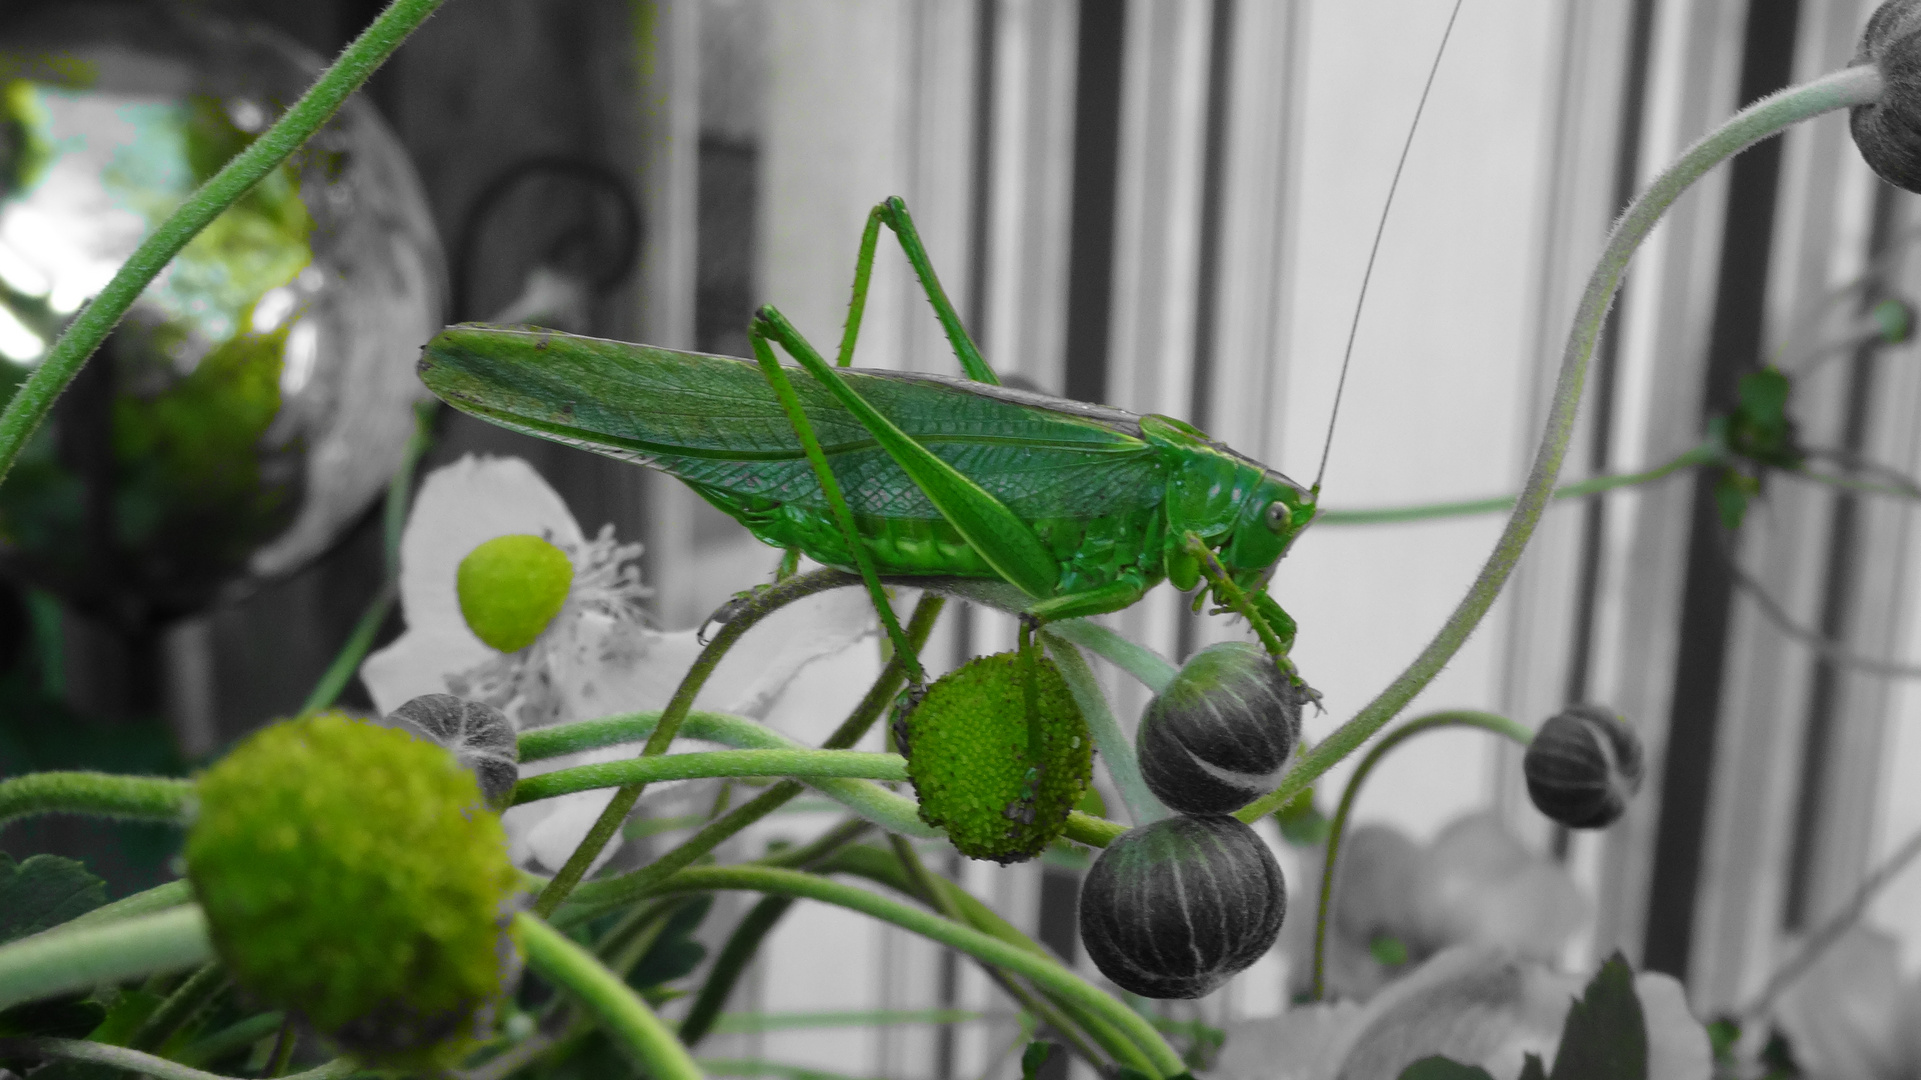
1077, 814, 1286, 999
1522, 704, 1645, 829
389, 694, 520, 811
1851, 0, 1921, 193
1137, 642, 1301, 815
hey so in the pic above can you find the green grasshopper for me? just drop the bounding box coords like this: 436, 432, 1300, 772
417, 198, 1318, 680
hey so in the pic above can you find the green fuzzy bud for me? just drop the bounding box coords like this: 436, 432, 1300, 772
901, 651, 1092, 864
457, 534, 574, 653
185, 712, 522, 1068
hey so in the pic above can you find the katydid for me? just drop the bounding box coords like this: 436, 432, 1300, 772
416, 198, 1318, 678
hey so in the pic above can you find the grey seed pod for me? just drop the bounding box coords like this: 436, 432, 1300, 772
1137, 642, 1302, 815
1523, 704, 1645, 830
1852, 0, 1921, 192
389, 694, 519, 811
1078, 815, 1286, 999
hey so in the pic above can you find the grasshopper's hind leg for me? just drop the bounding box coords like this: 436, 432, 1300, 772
838, 196, 1000, 386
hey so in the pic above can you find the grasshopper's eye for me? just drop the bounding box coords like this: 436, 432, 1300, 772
1264, 501, 1291, 532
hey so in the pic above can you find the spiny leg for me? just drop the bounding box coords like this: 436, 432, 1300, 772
837, 196, 999, 385
746, 317, 927, 687
1182, 531, 1301, 677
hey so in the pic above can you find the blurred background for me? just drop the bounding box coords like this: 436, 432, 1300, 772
4, 0, 1921, 1076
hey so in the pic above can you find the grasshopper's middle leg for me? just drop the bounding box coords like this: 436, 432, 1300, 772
837, 196, 1000, 386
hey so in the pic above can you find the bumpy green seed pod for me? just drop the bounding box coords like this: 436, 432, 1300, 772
1853, 1, 1921, 191
185, 712, 522, 1068
1137, 642, 1301, 815
1523, 703, 1645, 829
390, 693, 520, 811
902, 650, 1092, 864
1078, 815, 1285, 999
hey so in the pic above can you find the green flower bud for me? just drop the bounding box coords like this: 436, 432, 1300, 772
901, 651, 1092, 864
185, 713, 522, 1068
1523, 703, 1645, 829
389, 694, 520, 811
1852, 0, 1921, 192
457, 534, 574, 653
1078, 815, 1285, 999
1138, 642, 1301, 815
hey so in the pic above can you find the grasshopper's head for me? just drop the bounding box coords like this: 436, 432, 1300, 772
1218, 470, 1317, 592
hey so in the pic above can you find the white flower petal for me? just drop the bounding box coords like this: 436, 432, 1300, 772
359, 625, 494, 716
398, 455, 586, 657
1636, 972, 1711, 1080
1211, 1003, 1365, 1080
1774, 926, 1910, 1080
1332, 946, 1578, 1080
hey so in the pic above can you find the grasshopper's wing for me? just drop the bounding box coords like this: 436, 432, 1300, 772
418, 325, 1168, 522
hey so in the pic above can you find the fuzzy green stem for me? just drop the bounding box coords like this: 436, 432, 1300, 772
649, 866, 1187, 1078
1308, 710, 1533, 1001
1314, 442, 1720, 525
1237, 64, 1885, 826
511, 750, 908, 805
130, 961, 230, 1051
533, 568, 860, 916
0, 772, 193, 831
0, 905, 212, 1011
0, 1039, 354, 1080
0, 0, 448, 484
1042, 634, 1167, 826
1047, 619, 1178, 693
516, 913, 704, 1080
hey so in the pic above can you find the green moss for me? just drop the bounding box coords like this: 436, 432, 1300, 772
185, 713, 521, 1067
903, 651, 1092, 864
457, 534, 575, 653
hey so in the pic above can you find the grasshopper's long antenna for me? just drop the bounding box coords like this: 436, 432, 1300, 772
1313, 0, 1467, 491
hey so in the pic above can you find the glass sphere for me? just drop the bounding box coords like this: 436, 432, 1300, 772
0, 2, 444, 626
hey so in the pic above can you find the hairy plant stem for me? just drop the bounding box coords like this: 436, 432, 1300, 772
533, 569, 861, 915
1042, 633, 1167, 826
516, 913, 704, 1080
511, 749, 907, 805
1314, 442, 1720, 525
1047, 618, 1178, 693
0, 0, 449, 484
0, 905, 212, 1011
0, 772, 192, 831
1236, 64, 1887, 826
130, 961, 230, 1052
886, 835, 1112, 1075
0, 1039, 354, 1080
550, 594, 946, 919
1308, 710, 1533, 1001
649, 865, 1186, 1078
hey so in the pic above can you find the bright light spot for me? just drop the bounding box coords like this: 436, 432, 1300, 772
0, 242, 49, 299
227, 98, 267, 132
281, 319, 318, 395
251, 286, 296, 333
0, 307, 45, 365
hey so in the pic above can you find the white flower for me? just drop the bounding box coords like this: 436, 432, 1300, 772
1772, 925, 1921, 1079
1211, 947, 1709, 1080
360, 454, 880, 874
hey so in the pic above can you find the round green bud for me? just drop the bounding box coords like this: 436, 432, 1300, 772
457, 534, 574, 653
185, 712, 522, 1067
901, 650, 1092, 864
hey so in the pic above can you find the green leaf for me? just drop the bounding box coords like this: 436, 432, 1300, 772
1398, 1057, 1497, 1080
628, 895, 712, 991
1714, 470, 1755, 531
1519, 1054, 1549, 1080
1548, 952, 1646, 1080
1369, 933, 1410, 968
0, 850, 106, 943
0, 996, 107, 1039
1021, 1041, 1057, 1080
1274, 786, 1330, 847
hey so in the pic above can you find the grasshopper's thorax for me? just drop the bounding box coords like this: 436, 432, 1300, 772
1142, 415, 1316, 593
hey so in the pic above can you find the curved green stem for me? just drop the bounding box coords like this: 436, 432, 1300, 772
1042, 633, 1168, 825
0, 1039, 354, 1080
130, 962, 230, 1051
1308, 710, 1532, 1001
648, 865, 1187, 1079
533, 569, 863, 916
0, 904, 212, 1011
1047, 619, 1178, 693
1315, 442, 1720, 525
516, 913, 704, 1080
0, 772, 193, 831
0, 0, 448, 484
510, 749, 908, 805
300, 582, 395, 716
61, 879, 194, 932
1237, 64, 1886, 826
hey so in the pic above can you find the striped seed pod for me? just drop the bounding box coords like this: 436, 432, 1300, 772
1853, 0, 1921, 193
1137, 642, 1302, 815
1078, 814, 1286, 999
390, 694, 520, 811
1523, 704, 1645, 829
